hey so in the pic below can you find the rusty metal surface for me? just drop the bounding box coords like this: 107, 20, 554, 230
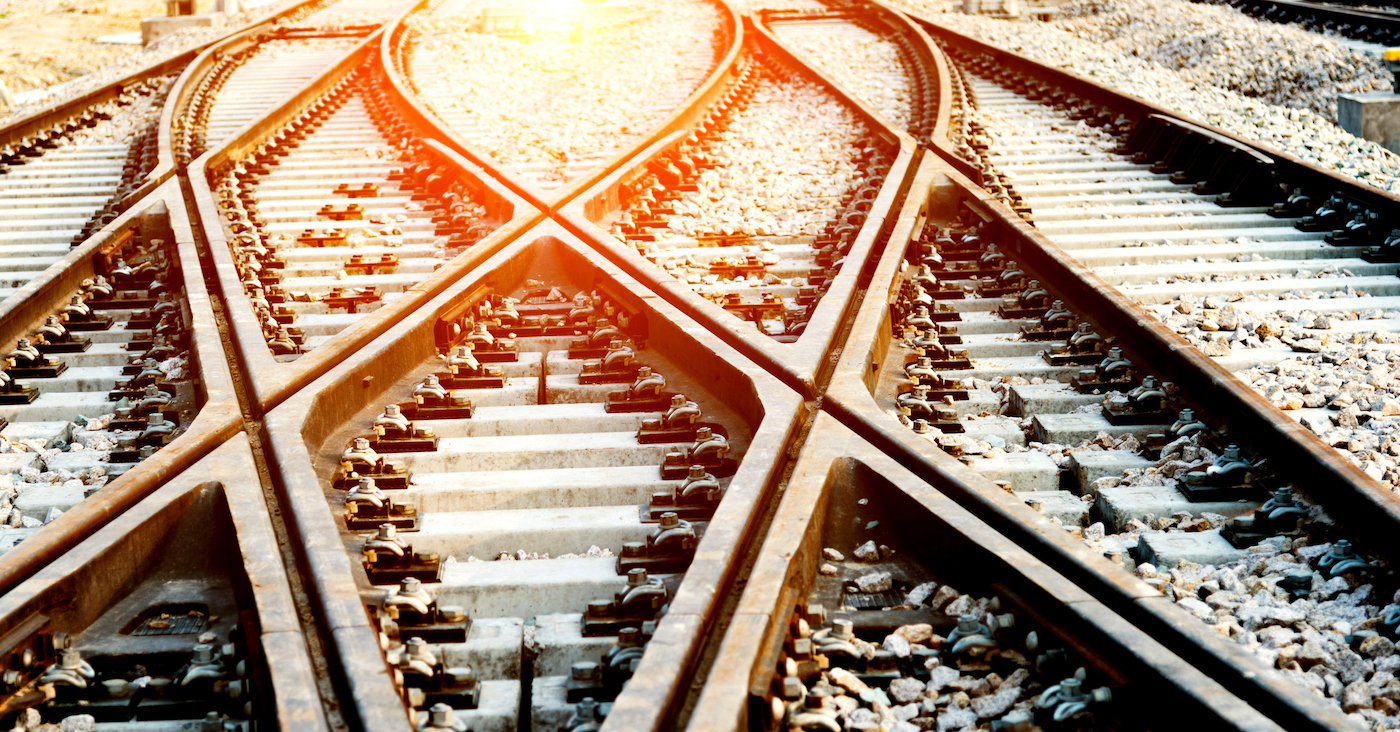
0, 179, 242, 597
378, 0, 745, 213
262, 221, 804, 731
184, 34, 543, 412
899, 5, 1400, 211
688, 410, 1283, 732
0, 432, 323, 731
557, 18, 918, 398
822, 153, 1362, 731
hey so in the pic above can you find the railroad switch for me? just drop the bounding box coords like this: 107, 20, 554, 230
582, 570, 668, 637
362, 523, 441, 584
380, 578, 468, 644
1180, 444, 1267, 501
345, 477, 419, 532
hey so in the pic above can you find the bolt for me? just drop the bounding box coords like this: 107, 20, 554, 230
439, 605, 466, 623
660, 513, 679, 528
586, 600, 611, 618
571, 661, 601, 681
618, 627, 642, 646
832, 619, 854, 640
627, 568, 649, 586
956, 614, 981, 634
400, 577, 421, 594
696, 427, 712, 440
192, 644, 215, 664
427, 703, 454, 728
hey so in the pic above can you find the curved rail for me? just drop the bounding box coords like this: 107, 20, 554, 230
378, 0, 745, 214
558, 17, 919, 397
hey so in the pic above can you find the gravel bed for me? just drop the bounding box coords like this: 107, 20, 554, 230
1052, 0, 1391, 118
1080, 440, 1400, 730
628, 77, 872, 240
405, 0, 721, 187
885, 0, 1400, 192
0, 0, 305, 125
774, 21, 914, 129
891, 372, 1400, 728
789, 580, 1109, 731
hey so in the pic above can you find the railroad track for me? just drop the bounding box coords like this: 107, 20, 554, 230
1202, 0, 1400, 46
5, 0, 1400, 731
396, 0, 728, 197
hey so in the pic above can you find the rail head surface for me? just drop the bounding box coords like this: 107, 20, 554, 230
0, 179, 244, 598
378, 0, 745, 215
688, 410, 1284, 732
823, 153, 1365, 731
262, 221, 804, 731
560, 16, 919, 397
185, 28, 544, 412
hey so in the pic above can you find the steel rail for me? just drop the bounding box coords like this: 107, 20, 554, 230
556, 15, 919, 398
182, 17, 542, 413
261, 222, 807, 731
377, 0, 745, 214
0, 178, 244, 598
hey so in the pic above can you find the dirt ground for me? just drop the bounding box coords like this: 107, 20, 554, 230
0, 0, 214, 94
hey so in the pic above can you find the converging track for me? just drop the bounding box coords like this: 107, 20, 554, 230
2, 0, 1400, 731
